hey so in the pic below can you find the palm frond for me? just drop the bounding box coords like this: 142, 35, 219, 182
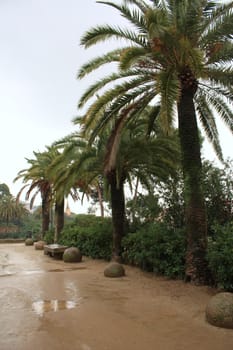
206, 41, 233, 65
119, 46, 151, 70
157, 69, 179, 133
122, 0, 148, 13
205, 66, 233, 90
77, 49, 121, 79
97, 1, 147, 32
85, 89, 157, 143
80, 76, 154, 133
78, 69, 145, 108
195, 92, 223, 160
208, 94, 233, 134
80, 25, 147, 48
201, 2, 233, 45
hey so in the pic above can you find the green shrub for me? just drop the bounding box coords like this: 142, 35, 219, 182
207, 222, 233, 291
43, 230, 54, 244
122, 222, 186, 279
0, 231, 26, 239
59, 214, 113, 260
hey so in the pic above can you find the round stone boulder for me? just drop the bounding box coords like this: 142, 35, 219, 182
206, 292, 233, 329
63, 247, 82, 263
25, 238, 34, 246
34, 240, 45, 250
104, 262, 125, 278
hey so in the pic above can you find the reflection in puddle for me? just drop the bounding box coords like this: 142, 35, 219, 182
0, 272, 14, 277
2, 266, 87, 277
48, 267, 86, 272
32, 299, 79, 316
21, 269, 44, 275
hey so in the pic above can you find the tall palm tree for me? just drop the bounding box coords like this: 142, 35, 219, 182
77, 0, 233, 283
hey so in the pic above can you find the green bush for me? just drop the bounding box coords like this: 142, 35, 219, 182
122, 222, 186, 278
207, 223, 233, 291
59, 214, 113, 260
43, 230, 54, 244
0, 231, 26, 239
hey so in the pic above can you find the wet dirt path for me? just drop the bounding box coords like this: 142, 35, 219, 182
0, 243, 232, 350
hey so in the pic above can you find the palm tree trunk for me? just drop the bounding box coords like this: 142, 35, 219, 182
54, 198, 64, 243
131, 176, 139, 224
107, 169, 125, 262
177, 83, 209, 284
97, 182, 104, 217
41, 197, 50, 237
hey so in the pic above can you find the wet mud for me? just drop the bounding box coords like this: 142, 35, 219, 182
0, 243, 232, 350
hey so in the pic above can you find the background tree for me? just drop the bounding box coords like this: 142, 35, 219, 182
14, 152, 53, 236
0, 195, 28, 228
202, 159, 233, 232
15, 146, 79, 241
0, 183, 11, 199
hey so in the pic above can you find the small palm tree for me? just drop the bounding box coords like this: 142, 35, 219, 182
56, 112, 179, 260
50, 133, 104, 216
15, 146, 79, 241
14, 153, 52, 236
0, 195, 28, 228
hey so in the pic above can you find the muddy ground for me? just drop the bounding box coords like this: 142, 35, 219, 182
0, 243, 232, 350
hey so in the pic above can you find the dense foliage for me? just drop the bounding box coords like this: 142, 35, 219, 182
202, 160, 233, 233
56, 213, 233, 290
122, 223, 186, 279
59, 214, 113, 260
126, 160, 233, 233
208, 223, 233, 292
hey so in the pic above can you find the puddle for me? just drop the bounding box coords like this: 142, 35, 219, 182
32, 299, 80, 316
0, 267, 87, 277
23, 267, 87, 274
48, 267, 86, 272
21, 269, 44, 275
0, 272, 14, 277
81, 344, 92, 350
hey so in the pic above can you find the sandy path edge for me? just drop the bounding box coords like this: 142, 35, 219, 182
0, 243, 232, 350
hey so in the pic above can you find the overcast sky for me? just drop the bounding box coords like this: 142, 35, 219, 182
0, 0, 232, 212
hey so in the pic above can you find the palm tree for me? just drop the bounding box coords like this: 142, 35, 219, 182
0, 183, 11, 198
50, 133, 104, 216
77, 0, 233, 283
15, 146, 79, 241
35, 145, 78, 242
59, 112, 179, 260
14, 153, 52, 236
104, 121, 179, 260
0, 195, 28, 228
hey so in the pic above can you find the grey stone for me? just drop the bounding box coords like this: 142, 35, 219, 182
104, 262, 125, 278
34, 240, 45, 250
63, 247, 82, 263
25, 238, 34, 246
206, 292, 233, 329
